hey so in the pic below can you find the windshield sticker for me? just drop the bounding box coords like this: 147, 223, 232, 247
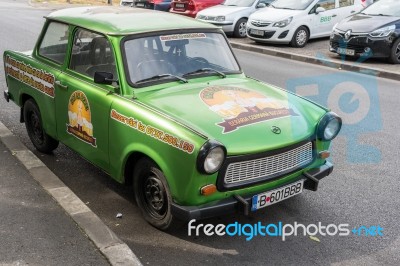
4, 55, 55, 98
111, 109, 194, 154
200, 86, 298, 133
160, 33, 206, 42
67, 91, 96, 147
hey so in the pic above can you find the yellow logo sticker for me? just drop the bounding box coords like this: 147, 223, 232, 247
67, 91, 96, 147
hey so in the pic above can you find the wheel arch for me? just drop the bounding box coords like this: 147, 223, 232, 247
19, 93, 35, 123
122, 147, 173, 192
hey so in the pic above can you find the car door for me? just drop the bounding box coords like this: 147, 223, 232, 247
31, 21, 70, 139
311, 0, 340, 37
55, 27, 118, 170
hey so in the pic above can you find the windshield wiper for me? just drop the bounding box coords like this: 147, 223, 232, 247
183, 68, 226, 78
136, 74, 188, 84
365, 13, 391, 16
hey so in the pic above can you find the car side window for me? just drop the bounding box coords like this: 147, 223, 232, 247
338, 0, 354, 7
38, 22, 69, 64
69, 28, 117, 80
316, 0, 336, 10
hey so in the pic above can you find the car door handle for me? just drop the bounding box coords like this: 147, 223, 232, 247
351, 10, 356, 13
55, 80, 68, 90
332, 14, 337, 17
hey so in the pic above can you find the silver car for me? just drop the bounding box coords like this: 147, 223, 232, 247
196, 0, 274, 38
120, 0, 134, 6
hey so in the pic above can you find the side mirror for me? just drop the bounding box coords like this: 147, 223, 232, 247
256, 3, 267, 8
94, 71, 115, 85
315, 7, 326, 14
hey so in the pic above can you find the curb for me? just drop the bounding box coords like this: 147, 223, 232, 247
0, 121, 142, 266
230, 41, 400, 81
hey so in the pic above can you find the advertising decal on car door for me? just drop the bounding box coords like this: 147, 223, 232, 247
67, 90, 97, 147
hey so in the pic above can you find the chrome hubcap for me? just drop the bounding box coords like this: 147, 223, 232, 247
395, 42, 400, 61
238, 22, 247, 37
296, 30, 307, 46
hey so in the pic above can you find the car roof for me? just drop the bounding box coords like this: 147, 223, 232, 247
46, 6, 217, 36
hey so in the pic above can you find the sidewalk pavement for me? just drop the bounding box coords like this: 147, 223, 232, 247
0, 122, 141, 266
229, 37, 400, 81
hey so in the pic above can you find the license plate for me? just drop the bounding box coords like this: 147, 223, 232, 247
136, 2, 145, 7
175, 3, 185, 8
251, 180, 304, 211
337, 47, 355, 56
250, 29, 264, 36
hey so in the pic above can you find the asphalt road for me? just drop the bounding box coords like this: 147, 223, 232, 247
1, 1, 399, 265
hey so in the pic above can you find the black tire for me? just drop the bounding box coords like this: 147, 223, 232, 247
388, 38, 400, 64
290, 26, 309, 48
23, 99, 59, 153
233, 18, 248, 38
133, 158, 176, 230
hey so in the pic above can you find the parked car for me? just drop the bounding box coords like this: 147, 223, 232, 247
330, 0, 400, 63
3, 6, 341, 229
120, 0, 134, 6
170, 0, 224, 18
196, 0, 274, 38
154, 0, 173, 11
133, 0, 172, 11
247, 0, 364, 47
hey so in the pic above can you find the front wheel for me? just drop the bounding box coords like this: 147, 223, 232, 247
290, 26, 309, 48
233, 18, 248, 38
388, 38, 400, 64
23, 99, 59, 153
133, 158, 175, 230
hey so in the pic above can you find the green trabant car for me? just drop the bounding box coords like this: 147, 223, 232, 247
3, 7, 341, 229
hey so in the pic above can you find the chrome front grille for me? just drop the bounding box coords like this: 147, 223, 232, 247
197, 15, 216, 21
250, 20, 271, 27
224, 142, 313, 185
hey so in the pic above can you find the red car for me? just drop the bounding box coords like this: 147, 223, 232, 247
170, 0, 224, 18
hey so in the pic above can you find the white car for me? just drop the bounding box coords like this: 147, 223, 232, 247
120, 0, 133, 6
247, 0, 364, 47
196, 0, 274, 38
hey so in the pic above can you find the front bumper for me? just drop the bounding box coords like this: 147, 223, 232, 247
329, 32, 395, 58
196, 19, 234, 33
171, 161, 333, 221
246, 24, 293, 43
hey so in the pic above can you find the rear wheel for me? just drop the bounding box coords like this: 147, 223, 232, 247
133, 158, 176, 230
290, 26, 309, 48
233, 18, 248, 38
388, 38, 400, 64
23, 99, 59, 153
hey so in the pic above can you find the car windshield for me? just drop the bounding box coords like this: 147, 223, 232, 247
361, 0, 400, 17
123, 32, 241, 86
271, 0, 314, 10
221, 0, 256, 7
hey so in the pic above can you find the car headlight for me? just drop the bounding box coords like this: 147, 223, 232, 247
369, 25, 396, 38
317, 112, 342, 141
216, 16, 226, 22
273, 17, 293, 28
197, 140, 226, 174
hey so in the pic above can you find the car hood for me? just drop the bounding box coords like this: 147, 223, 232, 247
250, 7, 302, 22
336, 14, 400, 33
136, 77, 326, 155
197, 5, 249, 17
